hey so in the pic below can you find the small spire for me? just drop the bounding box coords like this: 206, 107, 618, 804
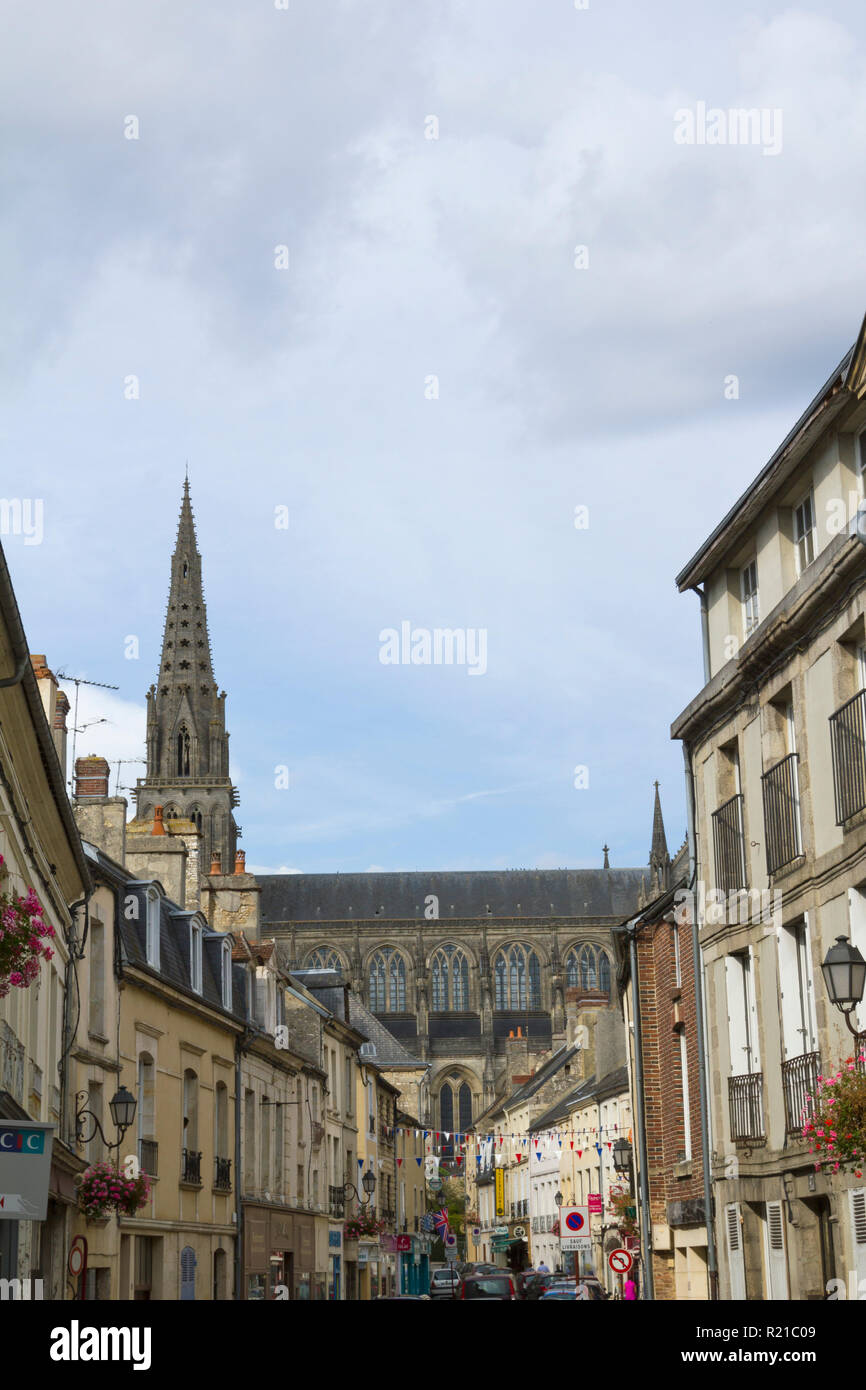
602, 844, 610, 869
650, 781, 669, 866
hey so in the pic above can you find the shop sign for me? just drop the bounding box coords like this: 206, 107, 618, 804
0, 1123, 54, 1221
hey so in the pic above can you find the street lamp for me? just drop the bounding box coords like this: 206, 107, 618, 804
612, 1139, 633, 1176
821, 936, 866, 1036
554, 1190, 563, 1207
75, 1084, 137, 1155
343, 1169, 377, 1208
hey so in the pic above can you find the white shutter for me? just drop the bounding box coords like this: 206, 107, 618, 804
725, 1203, 746, 1300
848, 889, 866, 1032
745, 948, 760, 1071
725, 956, 748, 1077
777, 926, 799, 1059
800, 915, 818, 1052
851, 1189, 866, 1289
763, 1200, 789, 1300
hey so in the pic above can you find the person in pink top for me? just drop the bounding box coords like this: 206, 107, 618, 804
623, 1277, 637, 1301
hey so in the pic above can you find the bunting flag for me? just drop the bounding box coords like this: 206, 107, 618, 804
397, 1157, 402, 1166
577, 1150, 582, 1158
535, 1151, 542, 1160
415, 1157, 423, 1166
357, 1159, 363, 1170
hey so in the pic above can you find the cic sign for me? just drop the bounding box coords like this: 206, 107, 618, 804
0, 1123, 55, 1221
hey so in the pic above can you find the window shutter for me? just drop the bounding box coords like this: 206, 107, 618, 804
763, 1200, 788, 1299
724, 1203, 746, 1300
851, 1189, 866, 1289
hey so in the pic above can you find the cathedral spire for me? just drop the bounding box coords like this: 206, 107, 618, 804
134, 479, 238, 882
649, 781, 671, 893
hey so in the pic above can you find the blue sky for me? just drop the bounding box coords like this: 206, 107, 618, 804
3, 0, 866, 873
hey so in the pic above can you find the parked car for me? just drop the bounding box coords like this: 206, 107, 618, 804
460, 1272, 516, 1300
515, 1270, 539, 1300
429, 1267, 461, 1300
540, 1276, 608, 1301
521, 1271, 561, 1301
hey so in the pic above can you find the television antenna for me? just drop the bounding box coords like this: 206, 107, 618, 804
55, 671, 119, 797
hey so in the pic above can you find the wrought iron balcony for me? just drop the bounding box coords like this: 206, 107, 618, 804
728, 1072, 765, 1143
181, 1148, 202, 1185
712, 793, 747, 892
381, 1206, 396, 1224
139, 1139, 158, 1177
329, 1185, 345, 1219
761, 753, 802, 874
781, 1051, 820, 1137
214, 1156, 232, 1191
830, 690, 866, 824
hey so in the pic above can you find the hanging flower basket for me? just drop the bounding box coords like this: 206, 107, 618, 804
0, 864, 55, 1000
344, 1214, 385, 1240
802, 1054, 866, 1175
77, 1161, 151, 1221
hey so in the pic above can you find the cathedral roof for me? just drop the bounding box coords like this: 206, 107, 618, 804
259, 867, 646, 924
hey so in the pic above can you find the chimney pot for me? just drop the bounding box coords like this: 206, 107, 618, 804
210, 852, 222, 875
234, 850, 246, 876
152, 806, 166, 836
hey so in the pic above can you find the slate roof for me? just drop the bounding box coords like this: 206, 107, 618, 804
83, 841, 247, 1023
291, 967, 426, 1069
530, 1075, 598, 1133
259, 868, 646, 924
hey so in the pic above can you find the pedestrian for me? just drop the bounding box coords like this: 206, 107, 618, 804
623, 1276, 637, 1301
537, 1260, 550, 1274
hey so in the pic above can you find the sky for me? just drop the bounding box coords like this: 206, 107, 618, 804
3, 0, 866, 875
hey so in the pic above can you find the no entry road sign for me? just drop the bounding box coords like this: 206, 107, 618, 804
608, 1248, 633, 1275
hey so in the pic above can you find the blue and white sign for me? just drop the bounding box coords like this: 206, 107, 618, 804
0, 1122, 55, 1221
560, 1205, 591, 1253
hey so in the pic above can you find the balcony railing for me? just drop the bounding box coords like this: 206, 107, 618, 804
761, 753, 802, 874
781, 1051, 820, 1137
329, 1185, 345, 1219
728, 1072, 765, 1143
830, 690, 866, 824
381, 1206, 396, 1225
214, 1156, 232, 1191
181, 1148, 202, 1185
139, 1139, 158, 1177
712, 793, 747, 891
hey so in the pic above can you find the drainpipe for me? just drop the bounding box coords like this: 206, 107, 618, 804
690, 584, 711, 684
626, 921, 654, 1301
234, 1035, 243, 1302
683, 735, 719, 1300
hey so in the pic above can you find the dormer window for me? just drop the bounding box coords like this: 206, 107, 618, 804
221, 939, 232, 1010
190, 921, 203, 994
793, 489, 816, 574
146, 889, 160, 970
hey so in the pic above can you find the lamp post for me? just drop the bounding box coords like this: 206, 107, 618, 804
821, 936, 866, 1037
612, 1139, 633, 1186
343, 1168, 377, 1210
75, 1084, 137, 1156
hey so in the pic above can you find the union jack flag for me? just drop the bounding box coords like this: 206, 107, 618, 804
432, 1207, 450, 1235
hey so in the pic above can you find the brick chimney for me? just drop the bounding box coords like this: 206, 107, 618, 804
203, 851, 261, 936
72, 755, 127, 865
54, 690, 70, 779
30, 656, 63, 771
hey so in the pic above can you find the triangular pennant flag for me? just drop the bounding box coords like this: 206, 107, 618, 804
535, 1151, 542, 1160
358, 1159, 364, 1169
570, 1141, 574, 1149
456, 1156, 462, 1165
577, 1150, 582, 1158
397, 1157, 403, 1166
415, 1157, 422, 1166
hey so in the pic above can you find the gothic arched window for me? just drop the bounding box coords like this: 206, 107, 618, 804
176, 724, 191, 777
306, 947, 343, 972
439, 1083, 453, 1132
598, 950, 611, 996
458, 1081, 472, 1131
493, 943, 541, 1010
431, 944, 470, 1011
368, 948, 406, 1013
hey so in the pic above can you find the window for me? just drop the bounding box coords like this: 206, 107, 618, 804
275, 1104, 284, 1194
261, 1101, 270, 1192
183, 1069, 199, 1150
565, 944, 610, 997
244, 1090, 256, 1193
458, 1081, 472, 1131
368, 948, 406, 1012
740, 560, 759, 638
493, 943, 541, 1010
88, 920, 105, 1036
777, 920, 817, 1057
176, 724, 191, 776
678, 1029, 692, 1161
146, 889, 160, 970
725, 950, 760, 1075
306, 946, 343, 971
793, 490, 816, 573
431, 945, 470, 1010
214, 1081, 228, 1162
345, 1056, 353, 1116
190, 922, 203, 994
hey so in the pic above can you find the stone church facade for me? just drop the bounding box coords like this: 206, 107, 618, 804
129, 482, 681, 1127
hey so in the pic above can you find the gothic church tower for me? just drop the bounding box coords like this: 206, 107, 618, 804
133, 479, 239, 877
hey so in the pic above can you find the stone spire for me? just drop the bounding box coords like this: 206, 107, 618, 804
133, 479, 239, 880
649, 781, 670, 893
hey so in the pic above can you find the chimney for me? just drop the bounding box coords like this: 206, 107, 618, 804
54, 691, 70, 780
210, 852, 222, 875
234, 850, 246, 876
30, 657, 59, 763
75, 755, 110, 799
71, 754, 127, 865
126, 814, 187, 908
203, 850, 261, 936
151, 806, 166, 836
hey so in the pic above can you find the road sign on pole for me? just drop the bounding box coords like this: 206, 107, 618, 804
559, 1205, 591, 1253
608, 1248, 633, 1275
